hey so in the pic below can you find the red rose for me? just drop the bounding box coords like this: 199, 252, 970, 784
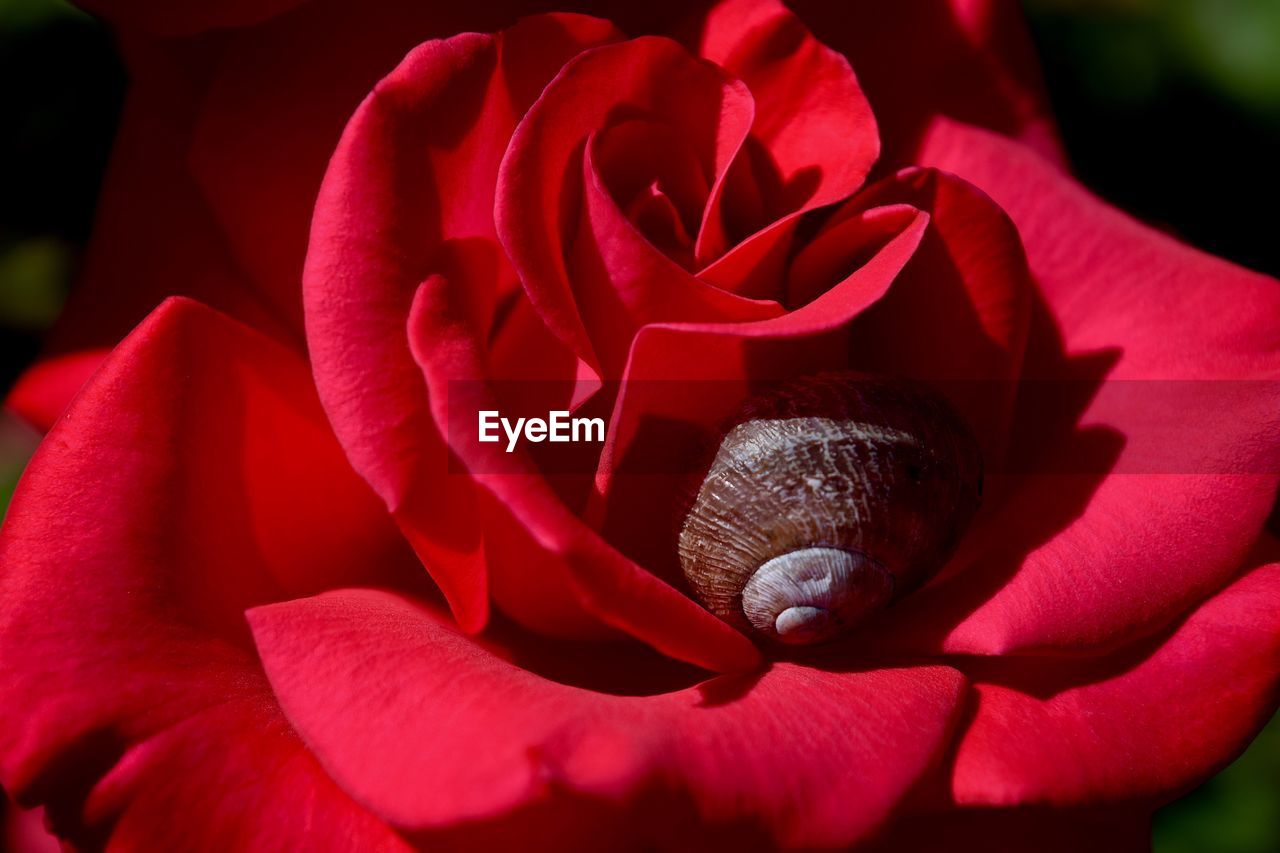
3, 1, 1279, 850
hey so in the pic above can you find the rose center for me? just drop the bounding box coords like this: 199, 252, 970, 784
623, 180, 696, 268
591, 118, 711, 271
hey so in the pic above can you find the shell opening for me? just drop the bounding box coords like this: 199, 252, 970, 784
741, 547, 894, 645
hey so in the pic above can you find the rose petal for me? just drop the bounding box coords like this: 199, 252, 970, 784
904, 120, 1280, 654
574, 120, 785, 374
695, 211, 801, 300
821, 166, 1033, 462
952, 562, 1280, 807
4, 350, 109, 433
592, 167, 1031, 580
91, 0, 1060, 353
693, 0, 879, 253
194, 3, 618, 334
407, 274, 760, 671
497, 36, 755, 371
0, 298, 413, 848
787, 0, 1063, 165
304, 15, 621, 632
591, 203, 929, 584
249, 586, 967, 849
590, 119, 710, 244
45, 41, 287, 357
2, 795, 59, 853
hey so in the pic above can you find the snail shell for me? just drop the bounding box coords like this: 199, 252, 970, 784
678, 374, 982, 645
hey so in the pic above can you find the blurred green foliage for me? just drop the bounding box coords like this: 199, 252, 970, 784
1154, 712, 1280, 853
0, 0, 87, 32
1168, 0, 1280, 119
0, 0, 101, 520
1024, 0, 1280, 122
1022, 0, 1280, 276
0, 0, 120, 391
0, 413, 40, 519
0, 238, 70, 329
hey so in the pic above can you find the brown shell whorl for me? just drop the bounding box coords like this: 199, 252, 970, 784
678, 374, 983, 645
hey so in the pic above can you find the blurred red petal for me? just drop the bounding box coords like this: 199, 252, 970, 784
46, 40, 288, 356
2, 795, 59, 853
4, 350, 108, 432
0, 299, 411, 847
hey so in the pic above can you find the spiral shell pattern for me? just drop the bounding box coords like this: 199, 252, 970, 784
678, 375, 983, 644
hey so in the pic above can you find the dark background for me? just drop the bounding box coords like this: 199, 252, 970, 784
1, 0, 1277, 848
